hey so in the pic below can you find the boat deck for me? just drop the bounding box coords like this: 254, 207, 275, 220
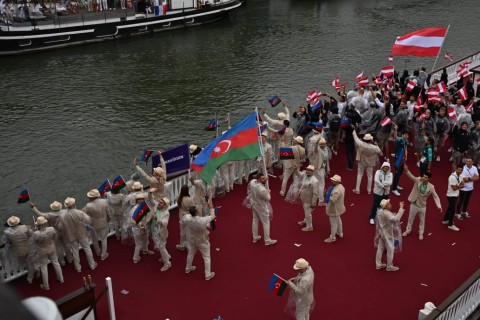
6, 143, 480, 319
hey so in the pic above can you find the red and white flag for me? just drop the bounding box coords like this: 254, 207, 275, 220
356, 71, 364, 82
388, 55, 394, 63
331, 76, 340, 87
414, 103, 422, 112
306, 90, 322, 103
465, 99, 474, 112
391, 27, 448, 56
448, 107, 457, 120
386, 78, 394, 91
381, 66, 395, 78
406, 80, 417, 92
444, 51, 453, 62
456, 66, 469, 78
477, 77, 480, 84
357, 76, 369, 87
435, 82, 447, 93
456, 86, 468, 101
375, 77, 383, 86
417, 94, 423, 106
418, 112, 427, 121
459, 61, 471, 68
380, 117, 392, 127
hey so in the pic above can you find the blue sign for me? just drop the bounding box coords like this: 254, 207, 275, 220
151, 143, 190, 176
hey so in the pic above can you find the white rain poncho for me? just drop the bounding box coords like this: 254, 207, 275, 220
244, 179, 273, 218
374, 208, 403, 253
284, 266, 315, 319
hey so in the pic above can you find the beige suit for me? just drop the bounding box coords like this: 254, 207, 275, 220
326, 183, 346, 240
353, 131, 382, 193
281, 144, 306, 194
311, 145, 330, 203
404, 169, 442, 237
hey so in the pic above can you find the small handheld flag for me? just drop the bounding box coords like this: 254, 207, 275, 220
277, 127, 286, 135
268, 95, 281, 107
141, 149, 153, 164
269, 274, 287, 296
132, 200, 150, 224
279, 147, 294, 160
340, 118, 350, 128
448, 107, 457, 120
380, 117, 392, 127
210, 206, 219, 231
394, 147, 406, 168
18, 189, 30, 204
98, 179, 112, 197
388, 55, 394, 63
205, 119, 217, 131
445, 51, 453, 62
456, 86, 468, 101
306, 122, 325, 132
111, 175, 126, 192
466, 100, 474, 113
311, 100, 323, 112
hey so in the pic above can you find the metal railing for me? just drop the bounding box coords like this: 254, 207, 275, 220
424, 269, 480, 320
429, 50, 480, 85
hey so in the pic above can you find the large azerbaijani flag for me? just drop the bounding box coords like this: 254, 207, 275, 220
192, 112, 261, 184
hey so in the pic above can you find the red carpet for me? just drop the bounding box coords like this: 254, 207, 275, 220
9, 142, 480, 319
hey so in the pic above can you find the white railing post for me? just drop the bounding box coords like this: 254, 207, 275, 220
106, 277, 116, 320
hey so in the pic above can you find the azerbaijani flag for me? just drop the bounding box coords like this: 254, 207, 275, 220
268, 95, 281, 107
132, 200, 150, 224
111, 175, 126, 192
279, 147, 294, 160
269, 273, 287, 296
141, 149, 153, 164
277, 127, 286, 135
340, 119, 349, 128
98, 179, 112, 197
205, 119, 217, 131
192, 112, 261, 184
17, 189, 30, 204
211, 206, 219, 231
306, 121, 325, 132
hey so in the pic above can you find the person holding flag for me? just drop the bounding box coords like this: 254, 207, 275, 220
84, 189, 113, 261
280, 136, 305, 197
285, 258, 315, 320
30, 201, 72, 265
262, 102, 290, 162
134, 152, 167, 201
324, 174, 345, 243
146, 188, 172, 272
129, 193, 154, 263
189, 173, 209, 217
183, 198, 216, 280
256, 132, 273, 176
106, 184, 127, 241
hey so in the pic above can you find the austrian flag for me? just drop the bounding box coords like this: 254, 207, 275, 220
435, 82, 447, 94
391, 27, 448, 56
381, 66, 395, 78
448, 108, 457, 120
457, 86, 468, 101
380, 117, 392, 127
357, 77, 369, 87
406, 80, 416, 92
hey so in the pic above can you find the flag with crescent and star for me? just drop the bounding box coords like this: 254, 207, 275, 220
269, 273, 287, 296
192, 112, 261, 184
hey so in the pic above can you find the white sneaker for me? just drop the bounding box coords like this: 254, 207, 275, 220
397, 186, 403, 191
416, 161, 420, 167
369, 219, 375, 225
436, 156, 440, 162
392, 190, 401, 196
448, 147, 452, 152
448, 225, 460, 231
205, 272, 216, 281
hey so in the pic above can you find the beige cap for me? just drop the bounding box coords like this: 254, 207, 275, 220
330, 174, 342, 183
132, 181, 143, 191
49, 201, 62, 212
293, 258, 309, 270
7, 216, 20, 227
363, 134, 373, 141
36, 216, 48, 225
87, 189, 100, 198
278, 112, 286, 120
135, 193, 146, 199
64, 197, 76, 207
294, 136, 304, 144
380, 199, 391, 209
161, 197, 170, 206
319, 138, 327, 145
306, 165, 315, 171
153, 167, 165, 175
189, 144, 198, 153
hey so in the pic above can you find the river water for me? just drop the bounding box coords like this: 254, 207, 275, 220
1, 0, 479, 224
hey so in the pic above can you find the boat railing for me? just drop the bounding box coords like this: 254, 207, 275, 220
429, 50, 480, 85
0, 139, 280, 283
422, 269, 480, 320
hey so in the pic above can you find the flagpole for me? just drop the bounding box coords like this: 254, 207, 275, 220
215, 112, 219, 138
431, 25, 450, 73
255, 108, 269, 190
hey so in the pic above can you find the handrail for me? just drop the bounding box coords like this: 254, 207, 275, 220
429, 50, 480, 85
424, 269, 480, 320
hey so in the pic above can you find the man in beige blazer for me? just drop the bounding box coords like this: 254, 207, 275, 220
324, 175, 346, 243
298, 165, 319, 232
402, 164, 442, 240
352, 129, 382, 195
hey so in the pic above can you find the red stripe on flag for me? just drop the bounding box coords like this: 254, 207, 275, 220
392, 45, 442, 56
210, 127, 259, 159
